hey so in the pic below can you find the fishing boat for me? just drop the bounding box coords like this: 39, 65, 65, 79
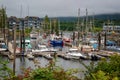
66, 48, 87, 60
49, 34, 63, 47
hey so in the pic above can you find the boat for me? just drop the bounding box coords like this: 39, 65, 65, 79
89, 38, 97, 44
16, 39, 32, 52
26, 52, 34, 60
49, 34, 64, 47
0, 38, 7, 51
30, 30, 39, 42
63, 36, 72, 43
66, 48, 87, 60
32, 44, 58, 53
32, 45, 49, 53
88, 53, 104, 61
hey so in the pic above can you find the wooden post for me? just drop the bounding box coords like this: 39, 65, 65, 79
13, 24, 16, 76
20, 30, 22, 53
98, 32, 101, 51
104, 32, 107, 50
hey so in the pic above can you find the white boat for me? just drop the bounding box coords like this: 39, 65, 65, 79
30, 31, 39, 42
89, 38, 97, 44
0, 43, 7, 51
26, 52, 34, 60
66, 48, 87, 60
32, 45, 49, 53
32, 44, 58, 53
116, 47, 120, 51
0, 37, 7, 51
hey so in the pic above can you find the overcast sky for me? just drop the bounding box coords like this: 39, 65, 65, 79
0, 0, 120, 18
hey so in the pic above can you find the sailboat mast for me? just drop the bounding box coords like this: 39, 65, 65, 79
58, 20, 61, 36
77, 8, 80, 28
85, 8, 88, 33
92, 13, 95, 33
50, 19, 52, 34
77, 8, 80, 40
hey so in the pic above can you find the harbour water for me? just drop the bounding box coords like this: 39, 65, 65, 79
2, 56, 93, 79
1, 31, 99, 79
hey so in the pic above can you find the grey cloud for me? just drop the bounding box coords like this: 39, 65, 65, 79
0, 0, 120, 17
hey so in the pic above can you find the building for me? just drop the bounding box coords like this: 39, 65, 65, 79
103, 22, 120, 33
8, 16, 42, 29
8, 16, 19, 29
24, 16, 41, 28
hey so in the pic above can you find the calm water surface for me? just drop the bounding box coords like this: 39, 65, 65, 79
2, 56, 93, 79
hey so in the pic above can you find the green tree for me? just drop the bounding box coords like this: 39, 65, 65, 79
83, 55, 120, 80
44, 15, 50, 33
0, 57, 13, 80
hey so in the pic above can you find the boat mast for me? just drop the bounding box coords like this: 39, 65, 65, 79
50, 19, 52, 34
77, 8, 80, 46
58, 20, 62, 37
85, 8, 88, 35
92, 13, 95, 33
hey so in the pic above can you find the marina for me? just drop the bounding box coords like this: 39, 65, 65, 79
0, 28, 120, 80
0, 2, 120, 79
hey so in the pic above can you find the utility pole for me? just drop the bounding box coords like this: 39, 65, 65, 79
92, 13, 95, 33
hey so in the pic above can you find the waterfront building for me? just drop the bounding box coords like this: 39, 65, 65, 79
8, 16, 19, 29
8, 16, 42, 29
24, 16, 42, 28
103, 23, 120, 33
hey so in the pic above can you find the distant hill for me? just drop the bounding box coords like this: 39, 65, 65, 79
56, 13, 120, 22
93, 13, 120, 20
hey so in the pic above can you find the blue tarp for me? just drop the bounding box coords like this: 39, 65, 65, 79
50, 40, 63, 47
106, 40, 116, 46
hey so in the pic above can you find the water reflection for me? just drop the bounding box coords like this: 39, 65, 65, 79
4, 56, 92, 79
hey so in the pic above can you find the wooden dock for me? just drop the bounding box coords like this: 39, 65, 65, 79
1, 40, 120, 61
